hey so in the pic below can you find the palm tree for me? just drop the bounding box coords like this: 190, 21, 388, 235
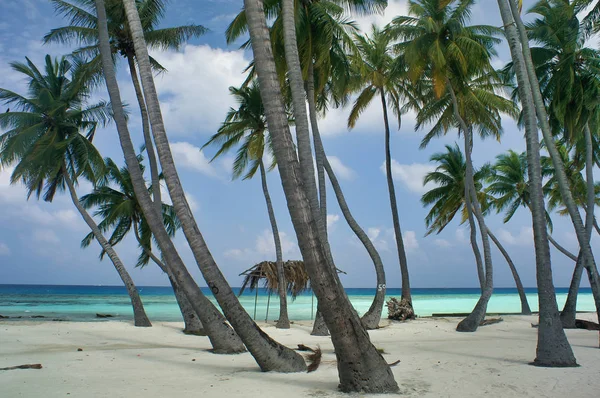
388, 0, 504, 332
226, 1, 390, 330
422, 144, 531, 315
0, 54, 152, 327
94, 0, 246, 355
115, 0, 307, 370
80, 156, 204, 334
45, 0, 207, 231
347, 25, 415, 311
496, 0, 577, 366
243, 0, 398, 391
203, 81, 291, 329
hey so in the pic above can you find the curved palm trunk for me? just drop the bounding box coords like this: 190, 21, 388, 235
96, 0, 245, 355
450, 100, 493, 332
498, 0, 577, 366
561, 251, 584, 328
245, 0, 398, 391
259, 160, 290, 329
134, 229, 204, 334
487, 228, 531, 314
64, 171, 151, 327
121, 0, 305, 371
380, 91, 412, 306
306, 64, 386, 329
548, 234, 577, 262
466, 189, 485, 290
508, 0, 600, 330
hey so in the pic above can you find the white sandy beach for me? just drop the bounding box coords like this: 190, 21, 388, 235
1, 315, 599, 398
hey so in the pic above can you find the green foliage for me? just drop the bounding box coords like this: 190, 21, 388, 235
0, 55, 107, 201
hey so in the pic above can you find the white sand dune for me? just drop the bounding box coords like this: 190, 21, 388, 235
1, 314, 599, 397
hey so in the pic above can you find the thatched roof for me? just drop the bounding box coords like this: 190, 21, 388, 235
239, 260, 309, 299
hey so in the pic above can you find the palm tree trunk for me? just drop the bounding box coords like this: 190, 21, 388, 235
498, 0, 577, 366
96, 0, 245, 355
448, 89, 494, 332
380, 90, 412, 306
63, 170, 151, 327
548, 234, 577, 262
121, 0, 305, 371
133, 228, 204, 335
258, 160, 290, 329
487, 228, 532, 314
306, 64, 386, 329
245, 0, 398, 391
466, 187, 485, 290
126, 52, 163, 218
508, 0, 600, 330
561, 251, 584, 329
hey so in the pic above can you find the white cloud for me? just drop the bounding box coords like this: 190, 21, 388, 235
353, 0, 409, 32
434, 238, 452, 248
170, 142, 218, 178
327, 214, 340, 228
382, 160, 436, 194
33, 229, 60, 244
185, 192, 199, 212
255, 229, 296, 257
224, 248, 244, 259
366, 227, 389, 252
403, 230, 419, 252
150, 45, 249, 137
327, 156, 355, 180
497, 227, 534, 247
456, 228, 468, 244
0, 242, 10, 256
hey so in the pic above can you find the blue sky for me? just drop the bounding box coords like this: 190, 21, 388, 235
0, 0, 595, 289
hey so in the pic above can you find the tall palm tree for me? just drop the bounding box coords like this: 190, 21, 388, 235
496, 0, 577, 366
0, 55, 152, 327
94, 0, 246, 355
347, 25, 415, 311
115, 0, 307, 370
80, 156, 204, 334
243, 0, 398, 391
422, 144, 531, 315
226, 1, 390, 330
203, 81, 291, 330
388, 0, 504, 332
45, 0, 207, 229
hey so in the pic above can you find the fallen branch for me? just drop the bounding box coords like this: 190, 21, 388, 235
0, 364, 42, 371
388, 360, 401, 367
306, 346, 322, 373
480, 318, 503, 326
296, 344, 314, 352
575, 319, 600, 331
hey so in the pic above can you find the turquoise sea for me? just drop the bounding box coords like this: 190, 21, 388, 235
0, 285, 595, 322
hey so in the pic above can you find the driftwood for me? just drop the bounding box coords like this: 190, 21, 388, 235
386, 297, 415, 321
96, 313, 114, 318
480, 318, 503, 326
575, 319, 600, 331
0, 364, 42, 371
531, 323, 539, 328
296, 344, 313, 352
388, 360, 401, 367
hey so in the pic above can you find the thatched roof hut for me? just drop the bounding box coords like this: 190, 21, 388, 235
239, 260, 309, 299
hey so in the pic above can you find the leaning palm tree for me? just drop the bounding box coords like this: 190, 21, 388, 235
80, 156, 204, 335
496, 0, 577, 365
243, 0, 398, 391
203, 81, 291, 330
347, 25, 415, 312
0, 55, 151, 327
422, 144, 531, 315
388, 0, 506, 332
103, 0, 306, 370
94, 0, 247, 355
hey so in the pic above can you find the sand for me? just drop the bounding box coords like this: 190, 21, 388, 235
1, 314, 599, 397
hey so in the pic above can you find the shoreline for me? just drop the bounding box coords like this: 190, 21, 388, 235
2, 314, 599, 397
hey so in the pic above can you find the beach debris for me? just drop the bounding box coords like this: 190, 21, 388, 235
295, 344, 322, 373
96, 313, 114, 318
0, 314, 8, 319
77, 348, 83, 352
531, 323, 539, 328
296, 344, 313, 352
480, 318, 503, 327
0, 364, 42, 371
31, 315, 45, 319
575, 319, 600, 331
386, 297, 416, 321
388, 360, 401, 367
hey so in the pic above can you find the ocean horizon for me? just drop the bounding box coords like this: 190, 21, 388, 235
0, 284, 594, 322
